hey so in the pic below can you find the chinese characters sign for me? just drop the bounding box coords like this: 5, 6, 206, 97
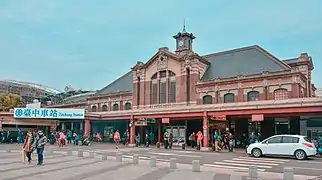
14, 108, 85, 119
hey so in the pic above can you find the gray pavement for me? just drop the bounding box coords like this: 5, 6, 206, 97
0, 144, 321, 179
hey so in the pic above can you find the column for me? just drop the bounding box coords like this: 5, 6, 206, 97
84, 119, 91, 137
157, 72, 160, 103
202, 111, 209, 151
166, 71, 170, 103
129, 116, 136, 146
71, 122, 74, 131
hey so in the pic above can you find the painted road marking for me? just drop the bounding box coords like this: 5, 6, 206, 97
148, 152, 201, 158
214, 161, 272, 169
232, 158, 288, 163
223, 160, 278, 166
122, 155, 170, 162
237, 156, 290, 162
228, 159, 281, 166
203, 164, 265, 171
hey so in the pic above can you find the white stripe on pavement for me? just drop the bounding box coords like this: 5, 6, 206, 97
231, 158, 287, 163
122, 155, 170, 162
148, 152, 201, 158
215, 161, 272, 168
203, 164, 265, 171
224, 160, 279, 166
236, 156, 289, 162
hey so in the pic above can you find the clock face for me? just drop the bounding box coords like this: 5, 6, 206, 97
178, 40, 184, 47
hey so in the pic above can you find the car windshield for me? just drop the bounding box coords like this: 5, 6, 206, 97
303, 137, 311, 142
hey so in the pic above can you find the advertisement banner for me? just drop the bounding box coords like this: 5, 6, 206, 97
14, 108, 85, 119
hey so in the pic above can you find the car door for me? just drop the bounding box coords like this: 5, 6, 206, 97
279, 136, 299, 155
261, 136, 283, 155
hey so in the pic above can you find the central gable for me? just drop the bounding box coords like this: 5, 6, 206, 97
141, 48, 182, 79
201, 45, 291, 81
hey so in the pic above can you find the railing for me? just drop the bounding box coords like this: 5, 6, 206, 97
90, 97, 322, 117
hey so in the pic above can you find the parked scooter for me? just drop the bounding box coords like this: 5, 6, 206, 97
82, 137, 91, 146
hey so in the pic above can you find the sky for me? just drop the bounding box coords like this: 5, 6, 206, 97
0, 0, 321, 92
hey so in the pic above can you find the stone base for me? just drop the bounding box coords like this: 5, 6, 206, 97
128, 144, 136, 148
200, 147, 211, 152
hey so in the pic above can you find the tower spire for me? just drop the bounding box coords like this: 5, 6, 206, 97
183, 18, 186, 32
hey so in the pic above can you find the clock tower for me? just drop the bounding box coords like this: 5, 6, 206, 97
173, 24, 195, 54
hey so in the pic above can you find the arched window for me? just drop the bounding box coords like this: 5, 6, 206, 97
124, 102, 131, 110
160, 71, 167, 104
224, 93, 235, 103
274, 88, 288, 100
169, 71, 176, 103
151, 73, 158, 104
247, 91, 260, 101
91, 105, 97, 112
202, 95, 213, 104
102, 104, 107, 111
112, 103, 119, 111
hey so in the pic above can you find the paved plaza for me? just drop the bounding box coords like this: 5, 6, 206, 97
0, 144, 319, 180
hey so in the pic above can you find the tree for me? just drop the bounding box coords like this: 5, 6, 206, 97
0, 93, 23, 112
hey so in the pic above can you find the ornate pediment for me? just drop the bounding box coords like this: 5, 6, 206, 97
157, 53, 168, 70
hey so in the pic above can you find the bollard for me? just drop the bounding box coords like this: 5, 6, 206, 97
133, 154, 139, 164
192, 160, 200, 172
149, 156, 157, 167
116, 153, 122, 162
89, 151, 95, 158
283, 167, 294, 180
78, 149, 83, 157
102, 153, 107, 160
67, 149, 73, 156
170, 158, 177, 169
248, 166, 258, 179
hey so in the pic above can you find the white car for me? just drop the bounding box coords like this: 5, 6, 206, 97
247, 134, 317, 160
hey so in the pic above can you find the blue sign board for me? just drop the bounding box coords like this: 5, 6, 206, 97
14, 108, 85, 119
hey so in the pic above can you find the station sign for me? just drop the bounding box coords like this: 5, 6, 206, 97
137, 118, 156, 123
14, 108, 85, 119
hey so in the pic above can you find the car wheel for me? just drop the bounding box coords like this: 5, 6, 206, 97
294, 150, 307, 160
252, 148, 262, 158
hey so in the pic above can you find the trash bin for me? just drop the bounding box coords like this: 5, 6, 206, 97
182, 143, 185, 150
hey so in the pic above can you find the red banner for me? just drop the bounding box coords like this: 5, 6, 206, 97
252, 114, 264, 122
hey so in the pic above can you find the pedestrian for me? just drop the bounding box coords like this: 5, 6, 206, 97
214, 131, 222, 152
59, 132, 66, 148
145, 133, 149, 147
196, 131, 203, 150
67, 130, 72, 144
17, 128, 23, 144
23, 130, 34, 164
149, 132, 155, 145
135, 133, 140, 147
168, 133, 173, 149
33, 130, 47, 165
114, 130, 120, 149
122, 131, 128, 145
163, 131, 169, 149
189, 132, 196, 148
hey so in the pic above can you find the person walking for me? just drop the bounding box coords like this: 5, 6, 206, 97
33, 130, 47, 165
59, 132, 66, 148
196, 131, 203, 150
214, 131, 222, 152
114, 130, 120, 149
67, 130, 72, 144
168, 133, 173, 149
23, 130, 34, 164
189, 132, 196, 148
163, 131, 169, 149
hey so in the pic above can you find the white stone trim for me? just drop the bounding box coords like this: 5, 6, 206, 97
219, 90, 238, 97
268, 84, 292, 93
123, 100, 132, 106
243, 87, 264, 95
